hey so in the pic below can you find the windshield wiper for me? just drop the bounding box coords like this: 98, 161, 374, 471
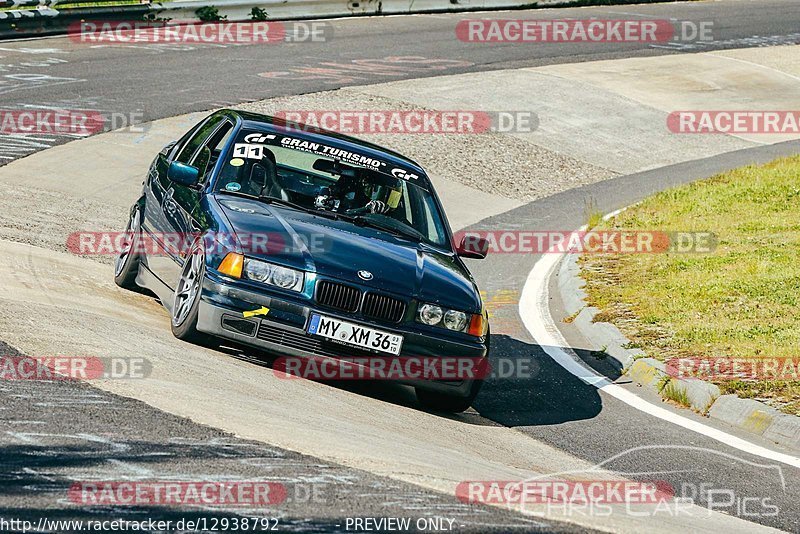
217, 190, 308, 211
259, 195, 316, 213
217, 190, 338, 219
352, 216, 424, 242
261, 196, 347, 221
216, 190, 260, 200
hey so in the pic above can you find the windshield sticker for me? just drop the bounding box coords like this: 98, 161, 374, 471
277, 136, 387, 172
229, 158, 244, 167
241, 132, 422, 178
225, 182, 242, 192
233, 143, 266, 160
391, 168, 419, 180
244, 133, 276, 143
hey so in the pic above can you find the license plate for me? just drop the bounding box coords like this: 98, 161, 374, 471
307, 314, 403, 355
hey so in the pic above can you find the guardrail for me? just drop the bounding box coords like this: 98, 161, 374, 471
0, 1, 152, 39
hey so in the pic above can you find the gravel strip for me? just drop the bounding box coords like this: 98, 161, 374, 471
237, 88, 616, 203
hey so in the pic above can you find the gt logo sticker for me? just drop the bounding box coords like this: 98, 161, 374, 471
233, 143, 265, 159
391, 168, 419, 180
244, 133, 276, 143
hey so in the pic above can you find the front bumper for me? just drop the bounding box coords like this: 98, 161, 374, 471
196, 274, 487, 396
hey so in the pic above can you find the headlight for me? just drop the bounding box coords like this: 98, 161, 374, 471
272, 265, 301, 289
243, 258, 304, 292
417, 303, 474, 333
443, 310, 467, 331
244, 259, 272, 282
418, 303, 443, 325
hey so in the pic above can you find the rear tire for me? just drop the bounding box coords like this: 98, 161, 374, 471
170, 243, 207, 344
114, 206, 143, 290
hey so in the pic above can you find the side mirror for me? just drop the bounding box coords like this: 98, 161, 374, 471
456, 234, 488, 259
167, 161, 200, 188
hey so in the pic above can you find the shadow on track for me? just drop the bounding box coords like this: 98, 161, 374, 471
472, 335, 609, 426
214, 330, 612, 427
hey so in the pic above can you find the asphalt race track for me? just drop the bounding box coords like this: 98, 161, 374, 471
0, 1, 799, 533
0, 0, 796, 159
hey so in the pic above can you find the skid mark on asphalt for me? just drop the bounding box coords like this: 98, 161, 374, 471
0, 373, 558, 532
258, 56, 475, 85
0, 73, 83, 97
0, 96, 143, 162
650, 32, 800, 51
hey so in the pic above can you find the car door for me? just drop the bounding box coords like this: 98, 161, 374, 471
142, 114, 227, 288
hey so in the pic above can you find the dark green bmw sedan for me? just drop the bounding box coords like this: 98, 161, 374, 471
114, 109, 490, 412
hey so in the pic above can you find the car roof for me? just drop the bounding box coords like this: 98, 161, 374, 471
226, 109, 429, 181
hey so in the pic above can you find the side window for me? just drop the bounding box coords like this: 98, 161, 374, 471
211, 123, 234, 154
175, 115, 225, 165
190, 121, 234, 183
409, 187, 445, 246
399, 181, 414, 225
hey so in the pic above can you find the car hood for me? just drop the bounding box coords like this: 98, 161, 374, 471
215, 196, 481, 312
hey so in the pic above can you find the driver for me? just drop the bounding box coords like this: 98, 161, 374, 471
315, 168, 399, 216
348, 198, 391, 216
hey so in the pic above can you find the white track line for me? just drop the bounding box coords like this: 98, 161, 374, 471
518, 215, 800, 470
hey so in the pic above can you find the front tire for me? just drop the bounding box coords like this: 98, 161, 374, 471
415, 380, 484, 413
114, 206, 143, 290
171, 243, 207, 343
416, 329, 490, 413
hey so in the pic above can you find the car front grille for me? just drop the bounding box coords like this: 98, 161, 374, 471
316, 280, 361, 313
362, 292, 406, 323
315, 279, 407, 323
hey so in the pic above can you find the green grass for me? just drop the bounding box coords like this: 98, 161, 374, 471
584, 198, 603, 229
581, 156, 800, 415
661, 380, 692, 409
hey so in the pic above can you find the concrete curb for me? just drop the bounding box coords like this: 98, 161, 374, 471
556, 252, 800, 451
558, 253, 644, 373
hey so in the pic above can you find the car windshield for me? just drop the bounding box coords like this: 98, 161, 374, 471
214, 129, 450, 247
